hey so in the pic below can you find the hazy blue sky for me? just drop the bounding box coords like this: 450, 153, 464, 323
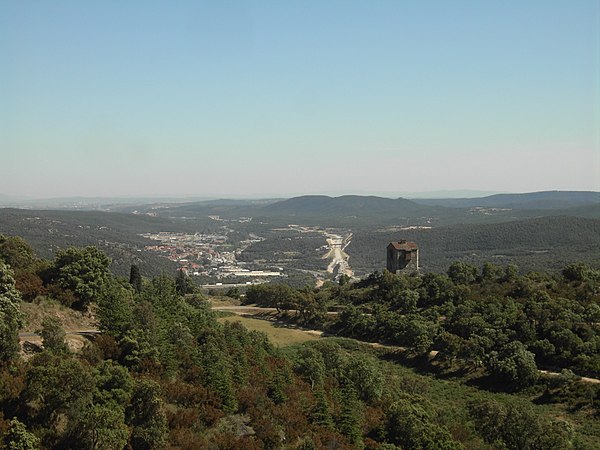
1, 1, 599, 198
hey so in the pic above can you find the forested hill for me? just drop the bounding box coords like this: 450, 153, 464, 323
2, 235, 599, 448
261, 195, 431, 215
120, 192, 600, 228
348, 216, 600, 274
413, 190, 600, 210
0, 208, 209, 276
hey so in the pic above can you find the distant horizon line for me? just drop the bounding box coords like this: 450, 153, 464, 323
2, 189, 600, 204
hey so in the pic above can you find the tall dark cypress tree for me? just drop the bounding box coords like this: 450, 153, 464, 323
311, 387, 333, 429
129, 264, 142, 293
337, 386, 362, 446
175, 269, 194, 295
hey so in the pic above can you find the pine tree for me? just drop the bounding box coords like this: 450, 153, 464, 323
0, 262, 24, 362
311, 387, 333, 429
175, 269, 194, 295
336, 386, 363, 447
129, 264, 142, 293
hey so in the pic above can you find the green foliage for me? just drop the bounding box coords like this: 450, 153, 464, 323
563, 262, 598, 283
175, 269, 195, 295
126, 379, 168, 450
487, 341, 539, 389
335, 386, 362, 447
0, 235, 35, 271
468, 399, 573, 449
51, 246, 111, 309
310, 387, 333, 429
481, 262, 504, 281
342, 353, 383, 403
24, 352, 95, 427
38, 317, 68, 353
385, 396, 463, 450
245, 283, 296, 312
0, 262, 24, 362
93, 360, 133, 406
1, 418, 40, 450
389, 288, 419, 313
3, 235, 599, 449
448, 261, 478, 285
295, 347, 326, 389
199, 334, 238, 413
96, 278, 134, 338
129, 264, 142, 293
67, 402, 129, 450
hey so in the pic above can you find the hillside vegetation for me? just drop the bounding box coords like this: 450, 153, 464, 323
413, 191, 600, 210
348, 216, 600, 274
1, 235, 599, 448
0, 209, 213, 276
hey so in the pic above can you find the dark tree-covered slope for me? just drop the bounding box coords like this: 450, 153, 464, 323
348, 216, 600, 274
413, 190, 600, 210
0, 209, 202, 276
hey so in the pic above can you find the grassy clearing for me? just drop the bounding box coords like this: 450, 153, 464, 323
20, 297, 97, 332
218, 315, 321, 347
19, 297, 97, 357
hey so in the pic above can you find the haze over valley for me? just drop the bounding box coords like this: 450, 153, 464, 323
2, 1, 599, 449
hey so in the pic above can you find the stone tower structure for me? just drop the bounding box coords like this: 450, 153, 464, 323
386, 240, 419, 273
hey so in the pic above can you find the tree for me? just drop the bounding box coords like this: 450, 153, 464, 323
503, 264, 519, 282
14, 270, 46, 302
390, 289, 419, 313
481, 262, 503, 281
404, 316, 439, 355
126, 379, 168, 450
175, 269, 195, 295
68, 402, 129, 450
129, 264, 142, 293
0, 262, 24, 362
96, 279, 134, 338
562, 262, 592, 282
385, 397, 461, 450
199, 335, 238, 413
94, 360, 134, 406
487, 341, 539, 389
468, 399, 571, 450
0, 235, 35, 271
296, 347, 326, 389
1, 418, 40, 450
447, 261, 477, 285
338, 274, 350, 286
343, 354, 383, 404
38, 316, 68, 353
418, 273, 457, 306
336, 386, 362, 446
51, 247, 111, 309
225, 286, 240, 299
311, 387, 333, 429
24, 352, 94, 427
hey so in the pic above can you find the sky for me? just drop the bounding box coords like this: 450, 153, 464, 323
1, 0, 599, 198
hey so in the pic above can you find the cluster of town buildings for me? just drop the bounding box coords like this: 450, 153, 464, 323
140, 231, 282, 279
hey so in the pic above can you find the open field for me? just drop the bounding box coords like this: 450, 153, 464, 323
217, 315, 321, 347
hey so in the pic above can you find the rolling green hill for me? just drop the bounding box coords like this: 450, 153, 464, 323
347, 216, 600, 274
0, 208, 208, 276
413, 190, 600, 210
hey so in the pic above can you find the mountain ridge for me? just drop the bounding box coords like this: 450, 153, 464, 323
412, 190, 600, 209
